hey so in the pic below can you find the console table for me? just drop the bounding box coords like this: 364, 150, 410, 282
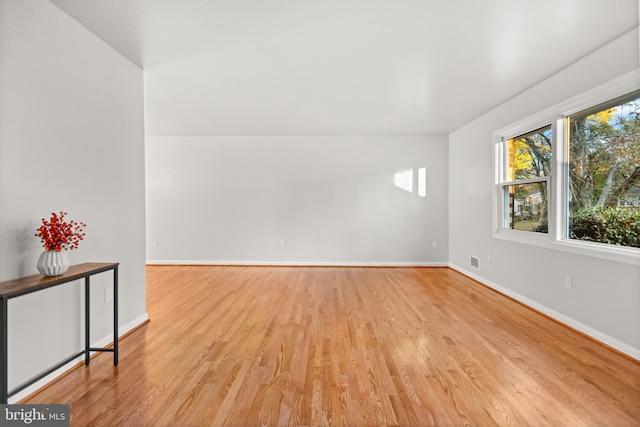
0, 262, 118, 403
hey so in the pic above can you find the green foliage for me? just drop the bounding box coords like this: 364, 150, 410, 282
570, 207, 640, 248
533, 207, 640, 248
532, 220, 548, 233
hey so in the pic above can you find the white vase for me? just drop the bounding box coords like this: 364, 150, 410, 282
37, 250, 70, 276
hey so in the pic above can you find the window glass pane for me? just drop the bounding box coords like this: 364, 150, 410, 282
507, 126, 552, 181
503, 182, 548, 233
568, 93, 640, 248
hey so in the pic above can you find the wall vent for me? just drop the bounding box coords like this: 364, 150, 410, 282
470, 256, 480, 269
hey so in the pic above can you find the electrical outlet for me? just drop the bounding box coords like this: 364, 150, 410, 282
432, 240, 438, 248
105, 287, 113, 302
565, 276, 573, 290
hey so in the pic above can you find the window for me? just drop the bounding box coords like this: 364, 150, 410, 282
567, 93, 640, 248
494, 74, 640, 262
501, 126, 552, 233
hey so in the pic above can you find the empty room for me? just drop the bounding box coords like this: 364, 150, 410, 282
0, 0, 639, 425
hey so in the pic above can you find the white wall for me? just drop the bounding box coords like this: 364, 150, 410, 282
146, 134, 448, 265
0, 0, 147, 398
449, 29, 640, 357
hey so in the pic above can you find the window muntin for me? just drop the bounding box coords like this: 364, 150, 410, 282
567, 92, 640, 248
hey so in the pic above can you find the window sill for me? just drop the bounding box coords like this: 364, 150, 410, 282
493, 229, 640, 266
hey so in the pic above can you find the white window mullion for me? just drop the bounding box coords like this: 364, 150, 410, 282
550, 116, 565, 241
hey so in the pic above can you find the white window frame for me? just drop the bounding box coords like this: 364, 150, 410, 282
496, 126, 555, 240
493, 70, 640, 266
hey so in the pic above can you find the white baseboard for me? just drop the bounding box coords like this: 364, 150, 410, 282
8, 313, 149, 403
448, 263, 640, 361
146, 259, 448, 267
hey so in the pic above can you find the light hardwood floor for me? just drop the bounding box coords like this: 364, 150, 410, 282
25, 266, 640, 426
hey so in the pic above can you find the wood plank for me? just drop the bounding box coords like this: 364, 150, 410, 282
23, 266, 640, 426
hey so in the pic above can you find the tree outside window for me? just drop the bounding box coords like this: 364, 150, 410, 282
568, 93, 640, 248
503, 126, 552, 233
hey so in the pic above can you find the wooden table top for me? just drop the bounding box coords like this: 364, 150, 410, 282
0, 262, 118, 299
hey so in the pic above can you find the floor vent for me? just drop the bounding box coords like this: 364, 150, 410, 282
470, 256, 480, 269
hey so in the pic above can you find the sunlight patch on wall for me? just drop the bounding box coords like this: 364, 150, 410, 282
393, 167, 426, 197
418, 167, 426, 197
393, 169, 413, 193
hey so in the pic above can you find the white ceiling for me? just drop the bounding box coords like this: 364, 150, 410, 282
50, 0, 639, 136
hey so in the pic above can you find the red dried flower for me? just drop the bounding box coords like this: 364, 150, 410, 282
35, 211, 86, 252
